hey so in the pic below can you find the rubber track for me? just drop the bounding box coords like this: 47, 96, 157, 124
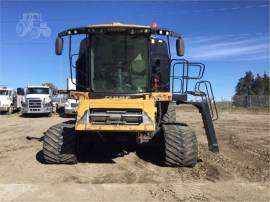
43, 123, 77, 164
162, 124, 198, 167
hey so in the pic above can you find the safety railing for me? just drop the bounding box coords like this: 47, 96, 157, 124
194, 81, 219, 121
170, 59, 205, 94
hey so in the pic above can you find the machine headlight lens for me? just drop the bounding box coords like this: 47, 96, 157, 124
65, 103, 70, 107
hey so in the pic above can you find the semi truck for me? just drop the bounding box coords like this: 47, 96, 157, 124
21, 85, 53, 117
53, 79, 78, 117
0, 86, 24, 114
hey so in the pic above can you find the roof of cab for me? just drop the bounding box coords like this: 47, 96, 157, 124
28, 85, 50, 88
0, 88, 13, 91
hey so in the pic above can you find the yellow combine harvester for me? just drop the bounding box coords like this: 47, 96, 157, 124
43, 23, 219, 167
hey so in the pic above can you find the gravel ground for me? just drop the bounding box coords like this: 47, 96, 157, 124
0, 108, 269, 201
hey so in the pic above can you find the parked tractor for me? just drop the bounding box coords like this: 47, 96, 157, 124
43, 23, 219, 167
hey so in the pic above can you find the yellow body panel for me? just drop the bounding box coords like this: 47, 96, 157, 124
75, 97, 157, 132
147, 92, 172, 101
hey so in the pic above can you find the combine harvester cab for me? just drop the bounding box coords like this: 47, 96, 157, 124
43, 23, 219, 166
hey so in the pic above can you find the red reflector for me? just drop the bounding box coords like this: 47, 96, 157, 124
153, 78, 160, 88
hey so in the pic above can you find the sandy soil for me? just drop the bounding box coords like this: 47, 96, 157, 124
0, 108, 269, 201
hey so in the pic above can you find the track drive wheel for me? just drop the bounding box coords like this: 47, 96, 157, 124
162, 102, 176, 123
162, 123, 198, 167
43, 122, 77, 164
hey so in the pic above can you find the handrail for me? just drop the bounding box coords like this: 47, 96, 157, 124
170, 59, 206, 94
195, 80, 219, 121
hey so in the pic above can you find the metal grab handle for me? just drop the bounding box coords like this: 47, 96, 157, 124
171, 60, 205, 80
188, 62, 205, 79
170, 59, 206, 95
195, 80, 219, 121
170, 59, 189, 94
170, 76, 183, 94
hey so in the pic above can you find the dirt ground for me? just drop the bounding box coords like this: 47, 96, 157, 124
0, 107, 269, 201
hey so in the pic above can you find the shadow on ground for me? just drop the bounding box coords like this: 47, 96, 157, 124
35, 137, 164, 166
20, 113, 51, 118
34, 120, 165, 165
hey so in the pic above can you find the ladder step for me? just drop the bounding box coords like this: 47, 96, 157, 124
187, 91, 206, 96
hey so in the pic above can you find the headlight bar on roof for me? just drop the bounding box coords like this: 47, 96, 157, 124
58, 26, 182, 38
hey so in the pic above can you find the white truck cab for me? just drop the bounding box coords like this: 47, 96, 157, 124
22, 85, 53, 116
0, 86, 23, 114
64, 98, 78, 115
52, 94, 78, 117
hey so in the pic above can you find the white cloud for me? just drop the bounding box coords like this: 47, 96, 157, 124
185, 34, 270, 61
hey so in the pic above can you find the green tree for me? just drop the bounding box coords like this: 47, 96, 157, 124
42, 83, 58, 95
233, 72, 270, 107
263, 72, 270, 95
235, 71, 254, 96
252, 74, 264, 95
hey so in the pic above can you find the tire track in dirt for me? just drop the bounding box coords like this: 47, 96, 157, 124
229, 134, 270, 163
198, 142, 270, 182
0, 144, 37, 155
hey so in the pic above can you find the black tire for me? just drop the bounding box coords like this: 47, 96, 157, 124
47, 111, 52, 117
162, 102, 176, 123
7, 107, 13, 115
43, 122, 77, 164
162, 123, 198, 167
61, 112, 67, 118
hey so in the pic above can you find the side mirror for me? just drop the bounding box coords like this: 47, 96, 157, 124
17, 88, 24, 96
176, 37, 185, 56
55, 37, 63, 55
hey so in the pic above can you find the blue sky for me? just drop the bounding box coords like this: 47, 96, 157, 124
0, 0, 269, 99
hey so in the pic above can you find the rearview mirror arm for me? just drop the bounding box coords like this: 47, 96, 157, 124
68, 35, 76, 86
166, 35, 171, 59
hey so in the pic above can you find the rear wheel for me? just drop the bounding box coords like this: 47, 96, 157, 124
47, 111, 52, 117
162, 123, 198, 167
43, 122, 77, 164
7, 107, 13, 115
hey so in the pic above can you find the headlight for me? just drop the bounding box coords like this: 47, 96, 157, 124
65, 103, 70, 108
45, 102, 51, 107
21, 101, 26, 107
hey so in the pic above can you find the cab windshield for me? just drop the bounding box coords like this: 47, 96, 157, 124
27, 88, 49, 94
0, 90, 8, 95
90, 34, 148, 93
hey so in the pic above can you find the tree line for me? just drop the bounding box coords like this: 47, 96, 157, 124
233, 71, 270, 107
